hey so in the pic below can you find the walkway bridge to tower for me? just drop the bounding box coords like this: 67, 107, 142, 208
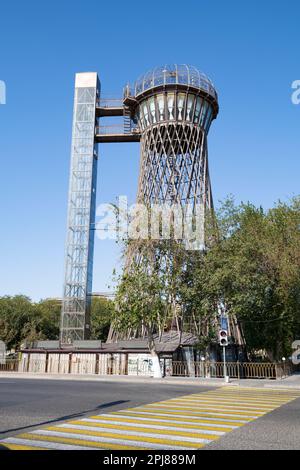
96, 98, 141, 143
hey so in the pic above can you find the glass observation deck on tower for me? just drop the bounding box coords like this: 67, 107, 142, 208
128, 64, 218, 101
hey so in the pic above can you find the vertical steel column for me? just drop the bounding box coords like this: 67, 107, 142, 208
60, 72, 100, 345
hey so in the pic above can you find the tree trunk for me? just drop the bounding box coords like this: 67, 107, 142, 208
148, 330, 162, 378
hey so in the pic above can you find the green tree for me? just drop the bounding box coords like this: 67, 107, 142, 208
187, 197, 300, 360
90, 297, 115, 341
34, 299, 60, 339
0, 295, 34, 349
0, 296, 61, 349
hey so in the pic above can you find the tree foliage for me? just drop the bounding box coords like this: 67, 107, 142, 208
0, 295, 115, 350
90, 297, 115, 341
114, 197, 300, 360
0, 296, 60, 349
113, 242, 168, 352
208, 196, 300, 359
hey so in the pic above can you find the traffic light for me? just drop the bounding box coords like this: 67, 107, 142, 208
219, 329, 228, 347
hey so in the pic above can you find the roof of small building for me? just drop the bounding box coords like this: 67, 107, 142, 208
105, 331, 198, 353
21, 332, 199, 354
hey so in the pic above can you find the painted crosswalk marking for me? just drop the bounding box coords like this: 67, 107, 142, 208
111, 410, 249, 424
1, 386, 300, 450
79, 417, 233, 432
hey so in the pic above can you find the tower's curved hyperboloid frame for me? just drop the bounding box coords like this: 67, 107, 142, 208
131, 65, 218, 218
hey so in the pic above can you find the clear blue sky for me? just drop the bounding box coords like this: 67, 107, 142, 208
0, 0, 299, 301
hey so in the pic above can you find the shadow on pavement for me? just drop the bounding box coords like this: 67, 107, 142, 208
0, 399, 129, 437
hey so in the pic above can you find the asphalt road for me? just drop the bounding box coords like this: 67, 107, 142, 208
206, 395, 300, 450
1, 378, 300, 449
0, 378, 211, 440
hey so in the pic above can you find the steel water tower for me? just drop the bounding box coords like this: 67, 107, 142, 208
127, 65, 218, 210
60, 65, 219, 345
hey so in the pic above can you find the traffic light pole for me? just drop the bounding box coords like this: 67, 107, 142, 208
223, 346, 228, 382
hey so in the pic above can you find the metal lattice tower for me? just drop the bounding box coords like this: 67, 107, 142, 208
60, 65, 219, 346
60, 73, 100, 345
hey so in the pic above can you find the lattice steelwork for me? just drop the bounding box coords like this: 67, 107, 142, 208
107, 65, 219, 342
137, 96, 214, 208
60, 73, 100, 345
132, 64, 218, 244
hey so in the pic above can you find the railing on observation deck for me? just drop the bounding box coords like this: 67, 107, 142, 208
99, 98, 123, 108
95, 124, 140, 136
123, 71, 218, 101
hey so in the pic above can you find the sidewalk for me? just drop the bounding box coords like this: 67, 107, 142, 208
1, 371, 300, 390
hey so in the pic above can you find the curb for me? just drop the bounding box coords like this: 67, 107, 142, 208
0, 372, 225, 387
1, 372, 300, 390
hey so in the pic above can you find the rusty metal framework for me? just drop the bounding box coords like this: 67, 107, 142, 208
137, 119, 213, 209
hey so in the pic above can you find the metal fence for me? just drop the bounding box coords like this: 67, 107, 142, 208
0, 358, 294, 380
171, 361, 293, 379
0, 359, 19, 372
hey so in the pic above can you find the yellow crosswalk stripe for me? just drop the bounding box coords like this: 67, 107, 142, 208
205, 394, 298, 401
108, 411, 249, 425
66, 419, 222, 439
225, 386, 300, 393
193, 392, 295, 400
190, 395, 296, 405
48, 425, 208, 447
148, 402, 267, 414
131, 405, 261, 417
111, 408, 254, 422
87, 415, 239, 431
210, 392, 299, 397
15, 432, 149, 450
195, 396, 292, 404
1, 386, 299, 450
167, 399, 278, 409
